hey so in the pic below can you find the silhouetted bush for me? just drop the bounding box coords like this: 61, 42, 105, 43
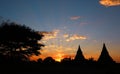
61, 57, 72, 65
43, 57, 56, 65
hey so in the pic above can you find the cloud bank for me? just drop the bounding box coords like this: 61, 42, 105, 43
40, 29, 87, 43
65, 34, 87, 42
99, 0, 120, 7
40, 30, 60, 41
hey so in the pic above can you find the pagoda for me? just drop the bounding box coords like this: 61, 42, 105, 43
74, 45, 86, 63
98, 43, 115, 64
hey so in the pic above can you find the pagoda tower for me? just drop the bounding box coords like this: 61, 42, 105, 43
98, 43, 115, 64
74, 45, 85, 62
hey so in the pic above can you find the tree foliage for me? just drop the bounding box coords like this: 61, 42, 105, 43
0, 22, 44, 61
43, 57, 55, 64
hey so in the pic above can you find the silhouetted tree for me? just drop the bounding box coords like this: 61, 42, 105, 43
37, 58, 43, 64
0, 22, 44, 62
97, 43, 115, 64
88, 57, 95, 62
61, 57, 72, 64
87, 57, 96, 65
43, 57, 55, 64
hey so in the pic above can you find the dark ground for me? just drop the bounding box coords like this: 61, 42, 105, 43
0, 63, 120, 74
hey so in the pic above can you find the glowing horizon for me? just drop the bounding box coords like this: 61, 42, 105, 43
30, 30, 120, 63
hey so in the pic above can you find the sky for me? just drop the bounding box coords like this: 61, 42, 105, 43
0, 0, 120, 62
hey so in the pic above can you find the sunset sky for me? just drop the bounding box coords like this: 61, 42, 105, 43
0, 0, 120, 62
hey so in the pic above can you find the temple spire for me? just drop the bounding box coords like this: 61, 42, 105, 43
98, 43, 115, 64
74, 45, 85, 62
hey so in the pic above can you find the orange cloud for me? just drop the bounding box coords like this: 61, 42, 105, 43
39, 29, 60, 41
70, 16, 81, 20
63, 34, 69, 38
66, 34, 87, 42
99, 0, 120, 7
39, 29, 87, 43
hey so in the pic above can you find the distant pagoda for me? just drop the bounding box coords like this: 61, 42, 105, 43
74, 45, 86, 63
98, 43, 115, 64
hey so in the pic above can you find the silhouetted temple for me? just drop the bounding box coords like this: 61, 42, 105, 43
98, 43, 115, 64
74, 45, 86, 63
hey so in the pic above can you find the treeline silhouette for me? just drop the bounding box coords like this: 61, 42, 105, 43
0, 21, 120, 74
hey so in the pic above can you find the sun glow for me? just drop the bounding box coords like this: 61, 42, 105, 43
55, 58, 61, 62
54, 53, 64, 62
